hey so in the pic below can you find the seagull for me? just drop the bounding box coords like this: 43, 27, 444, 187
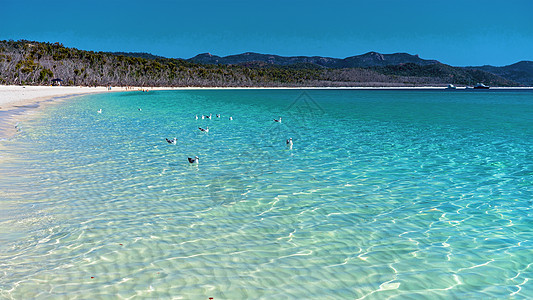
198, 126, 209, 133
274, 117, 282, 123
286, 138, 293, 146
138, 108, 142, 111
229, 116, 233, 120
202, 115, 205, 119
97, 109, 102, 114
166, 138, 177, 144
204, 114, 212, 119
216, 114, 221, 118
188, 156, 199, 164
195, 115, 199, 120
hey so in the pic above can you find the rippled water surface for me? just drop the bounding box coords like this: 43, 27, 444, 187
1, 89, 532, 299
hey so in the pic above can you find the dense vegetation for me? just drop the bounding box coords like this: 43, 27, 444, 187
188, 51, 440, 68
0, 40, 518, 87
471, 61, 533, 86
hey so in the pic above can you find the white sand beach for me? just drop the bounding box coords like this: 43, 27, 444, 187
0, 85, 137, 110
0, 85, 142, 138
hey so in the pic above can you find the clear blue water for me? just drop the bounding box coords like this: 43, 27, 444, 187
1, 89, 532, 299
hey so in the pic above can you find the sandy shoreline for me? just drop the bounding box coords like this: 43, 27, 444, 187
0, 85, 175, 110
0, 85, 178, 139
2, 84, 532, 110
1, 84, 531, 139
0, 86, 102, 139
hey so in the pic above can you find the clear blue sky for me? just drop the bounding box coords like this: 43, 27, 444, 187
2, 0, 532, 66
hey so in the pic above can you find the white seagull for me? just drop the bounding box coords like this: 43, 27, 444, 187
166, 138, 177, 144
229, 116, 233, 120
97, 109, 102, 114
286, 138, 293, 146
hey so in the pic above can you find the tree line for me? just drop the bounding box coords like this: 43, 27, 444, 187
0, 40, 517, 87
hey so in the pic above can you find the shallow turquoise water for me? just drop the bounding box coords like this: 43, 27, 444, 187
0, 89, 532, 299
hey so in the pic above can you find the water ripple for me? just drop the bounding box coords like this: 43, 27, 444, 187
1, 90, 532, 298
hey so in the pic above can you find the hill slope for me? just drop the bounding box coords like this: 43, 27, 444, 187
188, 51, 439, 68
470, 61, 533, 86
0, 40, 518, 87
189, 51, 531, 85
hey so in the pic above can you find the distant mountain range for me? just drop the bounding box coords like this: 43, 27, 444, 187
188, 51, 439, 68
187, 52, 533, 85
469, 61, 533, 86
1, 40, 531, 87
104, 50, 533, 85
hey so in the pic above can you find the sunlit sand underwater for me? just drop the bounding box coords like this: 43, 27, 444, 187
1, 89, 532, 299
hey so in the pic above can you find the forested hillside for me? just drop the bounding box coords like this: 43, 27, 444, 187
188, 51, 440, 68
0, 40, 518, 87
470, 61, 533, 86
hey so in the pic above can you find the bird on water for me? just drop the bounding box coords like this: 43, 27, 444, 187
166, 138, 177, 144
286, 138, 293, 146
